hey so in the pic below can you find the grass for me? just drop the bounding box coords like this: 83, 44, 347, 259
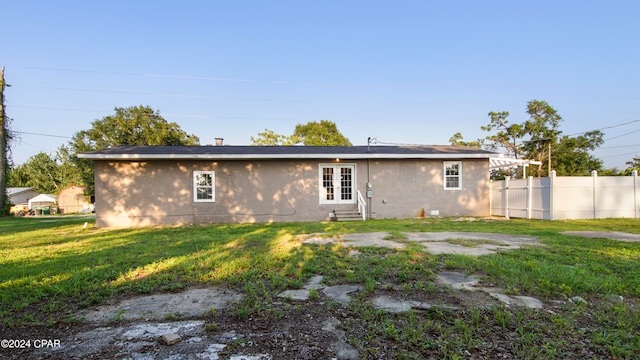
1, 216, 639, 358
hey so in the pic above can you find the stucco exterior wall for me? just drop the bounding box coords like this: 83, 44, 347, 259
93, 158, 489, 227
365, 159, 490, 219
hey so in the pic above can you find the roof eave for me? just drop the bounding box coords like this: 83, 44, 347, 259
78, 153, 495, 161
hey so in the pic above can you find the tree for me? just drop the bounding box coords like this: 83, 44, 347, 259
292, 120, 352, 146
624, 156, 640, 174
448, 132, 484, 148
552, 132, 604, 175
7, 150, 81, 194
250, 129, 299, 146
519, 100, 564, 176
70, 105, 200, 196
251, 120, 352, 146
481, 111, 524, 159
451, 100, 605, 178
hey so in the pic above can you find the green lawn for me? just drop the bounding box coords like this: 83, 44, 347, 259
1, 216, 639, 358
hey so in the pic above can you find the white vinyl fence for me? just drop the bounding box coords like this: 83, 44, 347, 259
491, 170, 639, 220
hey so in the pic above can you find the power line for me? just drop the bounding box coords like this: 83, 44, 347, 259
565, 119, 640, 137
24, 66, 290, 84
597, 143, 640, 150
604, 128, 640, 141
13, 131, 71, 139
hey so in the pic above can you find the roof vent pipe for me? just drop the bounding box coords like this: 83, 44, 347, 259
215, 138, 224, 146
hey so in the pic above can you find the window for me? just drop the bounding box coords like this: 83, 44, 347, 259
319, 164, 356, 204
193, 171, 215, 202
443, 161, 462, 190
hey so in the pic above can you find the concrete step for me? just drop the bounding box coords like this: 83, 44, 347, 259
334, 209, 363, 221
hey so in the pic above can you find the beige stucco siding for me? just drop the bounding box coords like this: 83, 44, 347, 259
95, 160, 331, 227
365, 159, 490, 219
94, 158, 489, 227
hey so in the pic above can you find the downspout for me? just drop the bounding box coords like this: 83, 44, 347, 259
367, 137, 372, 220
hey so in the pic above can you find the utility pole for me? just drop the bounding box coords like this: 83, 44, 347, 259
0, 67, 7, 212
548, 141, 552, 176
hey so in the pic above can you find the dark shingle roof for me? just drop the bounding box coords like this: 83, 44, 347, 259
78, 145, 497, 160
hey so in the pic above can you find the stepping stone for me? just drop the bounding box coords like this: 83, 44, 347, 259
278, 289, 312, 301
304, 275, 324, 290
371, 295, 458, 313
513, 296, 544, 309
436, 272, 479, 289
323, 285, 363, 304
489, 293, 514, 305
489, 293, 544, 309
371, 295, 414, 313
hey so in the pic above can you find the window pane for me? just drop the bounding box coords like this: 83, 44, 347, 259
444, 162, 461, 189
341, 167, 352, 200
197, 187, 212, 200
196, 173, 212, 186
323, 168, 334, 200
194, 171, 215, 202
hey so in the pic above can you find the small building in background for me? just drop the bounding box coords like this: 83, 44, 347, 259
7, 187, 40, 205
58, 186, 90, 214
28, 194, 58, 214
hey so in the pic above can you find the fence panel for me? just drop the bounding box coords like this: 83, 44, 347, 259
490, 171, 638, 220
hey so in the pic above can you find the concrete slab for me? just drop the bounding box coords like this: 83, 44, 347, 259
304, 275, 324, 289
322, 318, 359, 360
489, 293, 544, 309
278, 276, 362, 304
562, 231, 640, 242
436, 272, 479, 289
341, 232, 407, 249
322, 285, 363, 304
489, 293, 514, 305
278, 289, 312, 301
301, 231, 540, 256
513, 296, 544, 309
79, 288, 244, 323
371, 295, 458, 313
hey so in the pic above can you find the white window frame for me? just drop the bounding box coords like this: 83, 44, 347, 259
443, 161, 462, 190
193, 171, 216, 202
319, 163, 356, 205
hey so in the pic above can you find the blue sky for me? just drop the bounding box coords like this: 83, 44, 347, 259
3, 1, 639, 169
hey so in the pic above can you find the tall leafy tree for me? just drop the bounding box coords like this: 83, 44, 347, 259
250, 129, 299, 146
70, 105, 200, 196
251, 120, 352, 146
292, 120, 352, 146
624, 156, 640, 174
7, 151, 80, 194
452, 100, 604, 178
481, 111, 524, 159
552, 132, 604, 175
519, 100, 564, 176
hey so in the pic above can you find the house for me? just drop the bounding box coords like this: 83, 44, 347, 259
7, 187, 40, 206
78, 145, 499, 228
57, 186, 91, 214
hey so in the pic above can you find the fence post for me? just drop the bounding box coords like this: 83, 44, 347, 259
591, 170, 598, 219
504, 177, 510, 220
527, 176, 533, 219
549, 170, 556, 220
634, 170, 638, 219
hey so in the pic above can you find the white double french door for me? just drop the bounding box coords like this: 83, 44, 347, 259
319, 164, 356, 204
